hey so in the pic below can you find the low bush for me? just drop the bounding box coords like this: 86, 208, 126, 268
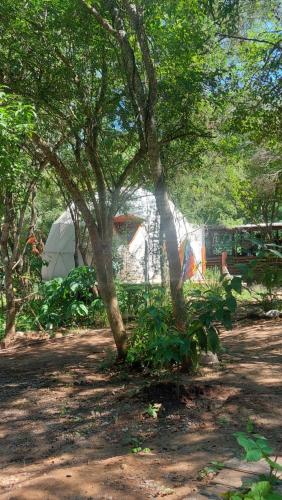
116, 283, 169, 318
126, 276, 242, 370
183, 267, 223, 298
1, 268, 172, 337
223, 422, 282, 499
0, 311, 37, 339
236, 242, 282, 311
35, 266, 108, 330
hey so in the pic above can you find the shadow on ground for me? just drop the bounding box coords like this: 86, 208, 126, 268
0, 320, 281, 499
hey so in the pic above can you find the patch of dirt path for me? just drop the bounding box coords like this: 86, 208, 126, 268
0, 319, 281, 499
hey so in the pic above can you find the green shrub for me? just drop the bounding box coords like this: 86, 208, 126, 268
183, 267, 226, 300
127, 276, 241, 370
118, 283, 169, 318
223, 424, 282, 499
0, 311, 38, 339
11, 272, 168, 333
236, 242, 282, 311
36, 266, 104, 330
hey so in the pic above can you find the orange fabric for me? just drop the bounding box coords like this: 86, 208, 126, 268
113, 214, 143, 224
27, 235, 37, 245
179, 238, 196, 282
187, 253, 196, 279
201, 245, 206, 274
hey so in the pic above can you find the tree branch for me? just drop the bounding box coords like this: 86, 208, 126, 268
32, 133, 99, 237
80, 0, 118, 37
115, 145, 146, 191
217, 32, 281, 47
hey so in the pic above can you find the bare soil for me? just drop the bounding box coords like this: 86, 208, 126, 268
0, 318, 281, 499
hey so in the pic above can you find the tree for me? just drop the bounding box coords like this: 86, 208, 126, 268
1, 0, 216, 351
79, 0, 222, 329
169, 0, 282, 228
0, 89, 43, 343
0, 0, 147, 357
169, 125, 281, 227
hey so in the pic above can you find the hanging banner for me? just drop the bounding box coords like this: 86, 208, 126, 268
179, 238, 196, 284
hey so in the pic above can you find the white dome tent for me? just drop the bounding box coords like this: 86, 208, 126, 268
42, 189, 204, 284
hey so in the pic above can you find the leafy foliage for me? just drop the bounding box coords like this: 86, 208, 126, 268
224, 426, 282, 499
29, 271, 167, 332
236, 240, 282, 310
36, 267, 105, 330
126, 276, 241, 369
145, 403, 161, 419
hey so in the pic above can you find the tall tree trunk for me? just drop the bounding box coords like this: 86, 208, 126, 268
33, 134, 127, 358
147, 124, 187, 329
83, 2, 188, 330
69, 206, 80, 268
4, 264, 17, 343
0, 203, 16, 346
87, 226, 127, 359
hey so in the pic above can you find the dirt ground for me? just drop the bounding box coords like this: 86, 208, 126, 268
0, 319, 281, 499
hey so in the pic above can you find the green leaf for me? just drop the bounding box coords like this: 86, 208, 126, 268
250, 480, 272, 496
266, 457, 282, 472
207, 326, 220, 353
246, 418, 255, 433
70, 282, 80, 292
268, 249, 282, 259
234, 433, 263, 462
76, 302, 88, 317
131, 447, 142, 454
230, 277, 242, 294
210, 460, 225, 470
245, 448, 264, 462
265, 493, 282, 500
252, 435, 273, 455
196, 327, 208, 351
226, 294, 237, 313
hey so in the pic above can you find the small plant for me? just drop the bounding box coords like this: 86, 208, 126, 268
246, 418, 255, 433
236, 241, 282, 311
223, 424, 282, 499
234, 431, 282, 480
198, 461, 225, 480
145, 403, 161, 419
59, 405, 71, 417
126, 435, 151, 454
131, 446, 151, 454
217, 415, 231, 426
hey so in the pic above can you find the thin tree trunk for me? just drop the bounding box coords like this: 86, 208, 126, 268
159, 217, 168, 288
146, 120, 187, 329
101, 282, 127, 356
0, 201, 17, 345
153, 173, 187, 329
33, 134, 127, 358
82, 2, 188, 330
88, 230, 127, 359
4, 264, 17, 342
69, 205, 80, 268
